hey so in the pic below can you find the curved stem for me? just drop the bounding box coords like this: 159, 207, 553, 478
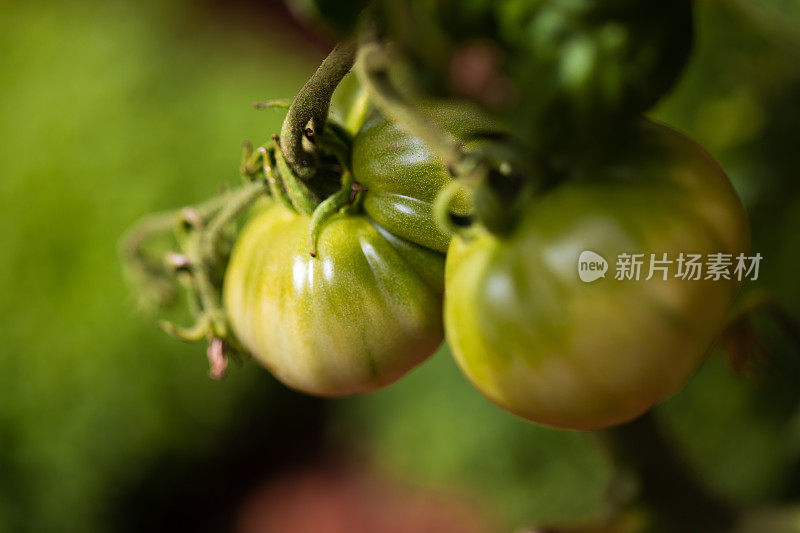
120, 210, 179, 277
124, 184, 268, 377
120, 195, 230, 306
160, 316, 210, 343
191, 263, 227, 338
432, 173, 482, 242
433, 181, 468, 238
200, 180, 267, 264
260, 147, 294, 210
279, 41, 357, 180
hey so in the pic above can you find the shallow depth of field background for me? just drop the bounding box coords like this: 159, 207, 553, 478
1, 1, 800, 532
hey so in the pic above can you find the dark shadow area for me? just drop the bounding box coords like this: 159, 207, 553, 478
106, 375, 328, 533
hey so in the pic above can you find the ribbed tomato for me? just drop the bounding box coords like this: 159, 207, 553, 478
223, 201, 444, 396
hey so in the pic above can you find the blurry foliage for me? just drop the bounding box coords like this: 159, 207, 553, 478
651, 0, 800, 509
659, 350, 800, 503
2, 0, 800, 532
334, 348, 621, 531
0, 1, 319, 531
288, 0, 371, 38
375, 0, 694, 149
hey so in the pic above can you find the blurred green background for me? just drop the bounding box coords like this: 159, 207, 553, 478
1, 1, 800, 532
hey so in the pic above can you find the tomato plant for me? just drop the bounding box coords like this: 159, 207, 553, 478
443, 120, 749, 429
122, 0, 759, 435
112, 3, 800, 530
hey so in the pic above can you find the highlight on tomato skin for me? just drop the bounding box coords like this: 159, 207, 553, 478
351, 101, 501, 253
223, 201, 445, 397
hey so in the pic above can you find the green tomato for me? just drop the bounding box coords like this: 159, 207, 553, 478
223, 201, 444, 396
444, 120, 750, 430
352, 102, 502, 252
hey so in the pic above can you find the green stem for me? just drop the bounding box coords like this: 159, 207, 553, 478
190, 262, 227, 337
309, 172, 354, 257
274, 140, 319, 215
279, 41, 357, 180
260, 146, 294, 210
183, 182, 268, 339
120, 195, 229, 306
200, 180, 267, 264
120, 210, 178, 278
159, 316, 210, 343
196, 182, 268, 338
433, 180, 469, 238
124, 184, 267, 377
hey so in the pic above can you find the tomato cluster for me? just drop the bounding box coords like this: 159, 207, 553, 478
221, 87, 748, 429
127, 0, 750, 430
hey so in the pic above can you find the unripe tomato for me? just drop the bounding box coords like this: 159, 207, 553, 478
444, 120, 749, 429
223, 201, 444, 396
352, 102, 502, 252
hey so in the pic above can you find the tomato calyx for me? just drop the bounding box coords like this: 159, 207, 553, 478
121, 118, 361, 376
244, 126, 366, 257
121, 181, 269, 378
121, 44, 367, 377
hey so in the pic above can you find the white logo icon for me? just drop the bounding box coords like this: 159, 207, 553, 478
578, 251, 608, 282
